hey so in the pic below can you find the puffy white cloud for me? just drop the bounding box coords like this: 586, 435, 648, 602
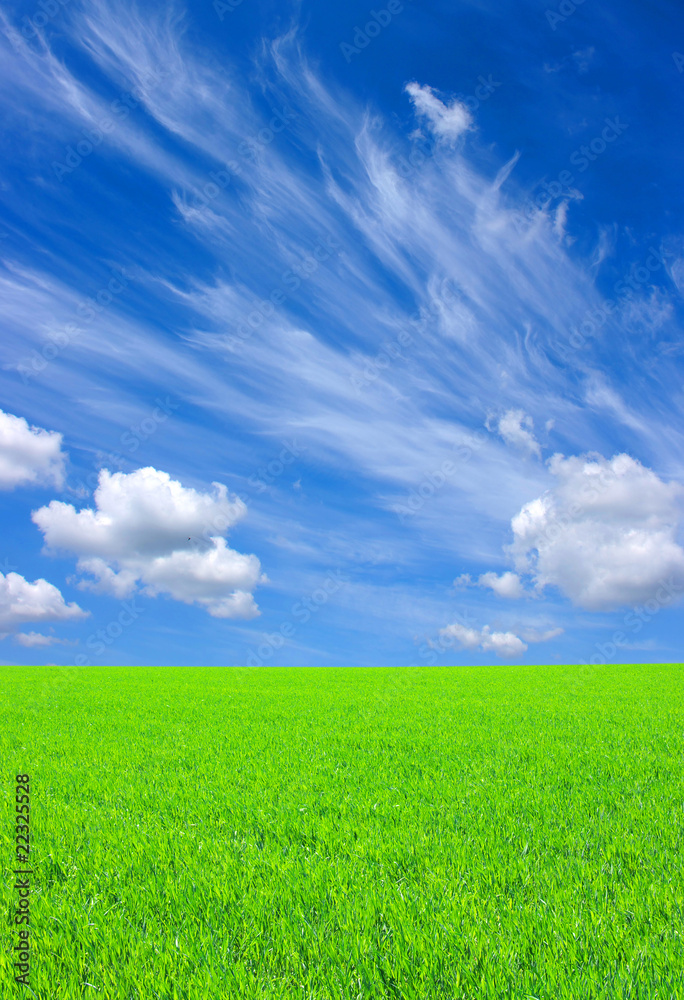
137, 537, 264, 619
507, 452, 684, 611
73, 559, 138, 600
441, 622, 481, 649
32, 467, 266, 619
452, 571, 525, 598
480, 627, 527, 657
0, 409, 66, 490
439, 621, 527, 658
404, 82, 472, 142
33, 466, 247, 558
496, 409, 541, 458
478, 571, 524, 599
0, 572, 88, 631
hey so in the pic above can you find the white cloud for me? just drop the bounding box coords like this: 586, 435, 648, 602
480, 627, 527, 657
2, 14, 684, 653
404, 82, 473, 142
32, 467, 266, 619
519, 626, 564, 643
553, 200, 569, 240
508, 452, 684, 611
439, 621, 527, 658
441, 621, 481, 649
0, 23, 638, 543
14, 631, 73, 648
72, 559, 138, 600
0, 572, 87, 631
478, 571, 524, 599
496, 409, 541, 458
134, 538, 266, 619
0, 409, 66, 490
452, 570, 526, 599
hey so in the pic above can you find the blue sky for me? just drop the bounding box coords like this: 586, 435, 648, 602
1, 0, 684, 667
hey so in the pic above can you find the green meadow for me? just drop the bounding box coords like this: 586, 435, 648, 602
1, 663, 683, 999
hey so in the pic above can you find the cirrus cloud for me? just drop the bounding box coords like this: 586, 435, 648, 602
14, 631, 75, 648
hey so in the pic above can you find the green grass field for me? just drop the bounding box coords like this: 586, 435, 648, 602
1, 663, 683, 999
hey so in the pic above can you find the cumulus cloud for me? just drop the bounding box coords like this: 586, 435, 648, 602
479, 627, 527, 657
133, 537, 265, 619
32, 467, 266, 619
439, 621, 527, 658
404, 82, 473, 142
452, 571, 525, 598
477, 571, 524, 599
507, 452, 684, 611
0, 409, 66, 490
0, 572, 87, 631
496, 409, 541, 458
